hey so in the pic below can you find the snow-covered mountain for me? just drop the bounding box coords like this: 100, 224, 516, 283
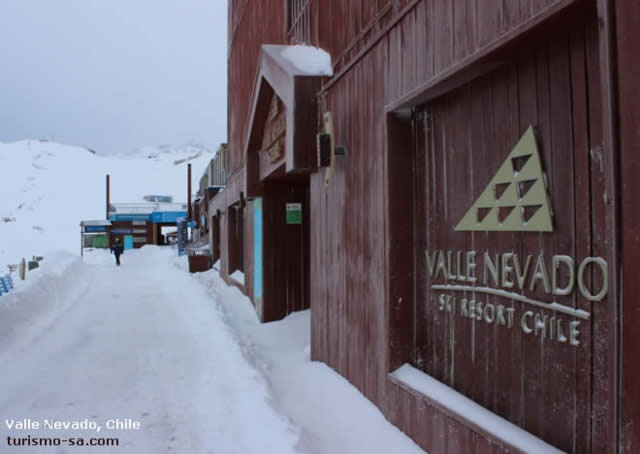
0, 140, 214, 270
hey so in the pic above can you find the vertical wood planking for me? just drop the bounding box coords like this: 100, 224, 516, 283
309, 173, 323, 361
362, 0, 376, 30
336, 84, 348, 379
413, 109, 428, 378
616, 0, 640, 451
519, 0, 532, 24
569, 25, 592, 454
447, 419, 475, 454
585, 16, 611, 454
387, 25, 403, 104
374, 40, 387, 408
470, 76, 495, 409
453, 0, 476, 61
355, 49, 382, 397
533, 0, 554, 15
450, 86, 473, 398
433, 0, 454, 75
516, 50, 543, 438
545, 34, 577, 450
401, 9, 417, 96
332, 0, 348, 62
344, 65, 363, 393
533, 42, 553, 444
477, 0, 502, 47
414, 0, 434, 84
489, 63, 522, 423
423, 97, 442, 382
502, 0, 519, 31
363, 48, 378, 405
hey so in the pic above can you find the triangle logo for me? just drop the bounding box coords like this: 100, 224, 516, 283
455, 126, 553, 232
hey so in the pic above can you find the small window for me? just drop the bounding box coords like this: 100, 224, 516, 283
287, 0, 311, 44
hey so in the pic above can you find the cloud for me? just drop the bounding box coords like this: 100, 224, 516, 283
0, 0, 228, 154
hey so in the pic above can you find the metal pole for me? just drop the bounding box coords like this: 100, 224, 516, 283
106, 174, 111, 220
188, 164, 192, 220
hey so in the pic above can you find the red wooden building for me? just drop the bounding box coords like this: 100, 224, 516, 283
210, 0, 639, 452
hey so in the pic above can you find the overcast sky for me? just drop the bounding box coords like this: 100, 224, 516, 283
0, 1, 227, 154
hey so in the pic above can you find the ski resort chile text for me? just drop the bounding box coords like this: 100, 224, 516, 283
427, 250, 608, 347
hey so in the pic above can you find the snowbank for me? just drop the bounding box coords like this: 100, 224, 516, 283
0, 251, 87, 355
192, 266, 425, 454
230, 270, 245, 286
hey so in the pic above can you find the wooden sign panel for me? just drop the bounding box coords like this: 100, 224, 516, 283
411, 27, 612, 453
259, 93, 287, 180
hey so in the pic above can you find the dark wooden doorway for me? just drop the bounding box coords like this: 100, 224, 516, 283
261, 179, 310, 322
227, 203, 244, 275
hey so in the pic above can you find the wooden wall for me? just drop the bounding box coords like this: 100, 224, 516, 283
225, 0, 630, 452
228, 0, 286, 177
309, 0, 616, 453
408, 19, 608, 452
616, 0, 640, 452
311, 39, 388, 407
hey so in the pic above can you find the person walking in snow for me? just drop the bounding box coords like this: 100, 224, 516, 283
110, 237, 124, 266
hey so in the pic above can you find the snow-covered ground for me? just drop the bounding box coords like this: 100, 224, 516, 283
0, 247, 425, 453
0, 140, 213, 271
0, 140, 426, 453
193, 269, 425, 454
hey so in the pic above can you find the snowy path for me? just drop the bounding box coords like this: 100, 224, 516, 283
0, 247, 425, 454
0, 248, 298, 454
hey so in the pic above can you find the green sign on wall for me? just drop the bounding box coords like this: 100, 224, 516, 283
286, 203, 302, 225
92, 235, 108, 248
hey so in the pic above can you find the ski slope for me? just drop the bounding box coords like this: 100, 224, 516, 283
0, 140, 213, 270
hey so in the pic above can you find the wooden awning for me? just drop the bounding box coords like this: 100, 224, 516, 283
244, 45, 330, 197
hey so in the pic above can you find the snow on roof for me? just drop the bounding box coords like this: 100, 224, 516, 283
109, 202, 187, 214
80, 220, 112, 227
280, 45, 333, 77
